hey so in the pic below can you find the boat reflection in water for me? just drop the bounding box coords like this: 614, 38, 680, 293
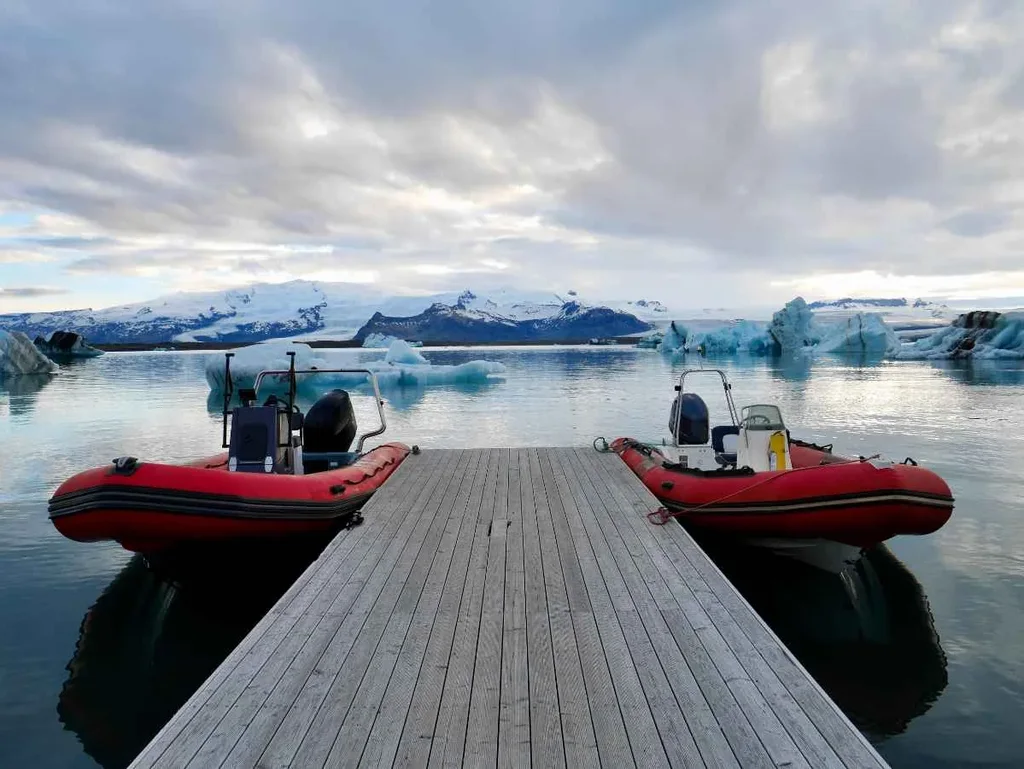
695, 537, 949, 739
57, 543, 327, 769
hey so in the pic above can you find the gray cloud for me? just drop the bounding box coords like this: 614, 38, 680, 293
1, 0, 1024, 304
1, 286, 70, 297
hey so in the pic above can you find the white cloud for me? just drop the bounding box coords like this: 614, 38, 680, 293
2, 0, 1024, 308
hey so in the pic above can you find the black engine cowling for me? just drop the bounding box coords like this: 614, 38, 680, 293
669, 392, 709, 445
303, 389, 357, 461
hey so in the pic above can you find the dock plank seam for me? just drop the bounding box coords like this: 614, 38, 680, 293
597, 450, 888, 769
288, 450, 467, 768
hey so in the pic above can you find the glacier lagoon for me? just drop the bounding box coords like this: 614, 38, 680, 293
2, 346, 1024, 769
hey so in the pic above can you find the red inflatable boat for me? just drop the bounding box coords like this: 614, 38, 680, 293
610, 369, 954, 564
49, 356, 411, 555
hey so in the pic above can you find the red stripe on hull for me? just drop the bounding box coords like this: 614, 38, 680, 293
611, 438, 954, 549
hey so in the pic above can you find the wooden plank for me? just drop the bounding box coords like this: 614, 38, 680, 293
128, 455, 426, 769
667, 524, 887, 769
519, 448, 565, 769
428, 449, 501, 768
595, 450, 888, 769
364, 449, 486, 769
464, 448, 511, 769
567, 448, 743, 769
541, 449, 669, 769
557, 449, 705, 769
498, 449, 530, 769
135, 453, 434, 769
393, 449, 494, 769
534, 449, 622, 768
257, 450, 462, 769
286, 450, 466, 768
324, 449, 479, 768
132, 446, 891, 769
592, 452, 823, 769
572, 448, 772, 769
183, 452, 441, 769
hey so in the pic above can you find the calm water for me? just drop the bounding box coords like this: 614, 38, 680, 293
2, 347, 1023, 768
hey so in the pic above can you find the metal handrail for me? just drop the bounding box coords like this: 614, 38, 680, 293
672, 367, 739, 447
252, 367, 388, 453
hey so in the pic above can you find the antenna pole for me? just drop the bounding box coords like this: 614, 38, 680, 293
222, 352, 235, 448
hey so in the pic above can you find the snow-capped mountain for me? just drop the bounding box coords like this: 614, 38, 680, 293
0, 281, 654, 344
355, 295, 651, 343
806, 297, 957, 330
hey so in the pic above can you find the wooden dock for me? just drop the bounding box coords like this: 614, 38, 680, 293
129, 448, 890, 768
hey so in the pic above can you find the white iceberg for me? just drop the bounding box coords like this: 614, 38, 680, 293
897, 311, 1024, 360
383, 339, 428, 365
205, 340, 329, 391
362, 333, 399, 349
816, 313, 901, 356
206, 338, 506, 392
362, 333, 423, 349
767, 297, 822, 352
0, 330, 60, 378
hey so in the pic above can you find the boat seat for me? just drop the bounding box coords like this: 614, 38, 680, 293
712, 425, 740, 466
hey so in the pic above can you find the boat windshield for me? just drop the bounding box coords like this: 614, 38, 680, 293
740, 404, 785, 430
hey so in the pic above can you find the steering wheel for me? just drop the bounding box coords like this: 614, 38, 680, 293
744, 414, 772, 427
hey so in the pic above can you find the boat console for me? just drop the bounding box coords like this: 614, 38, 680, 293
668, 369, 790, 472
219, 352, 388, 476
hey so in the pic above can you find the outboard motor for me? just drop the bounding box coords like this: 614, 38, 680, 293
669, 392, 709, 445
303, 389, 358, 472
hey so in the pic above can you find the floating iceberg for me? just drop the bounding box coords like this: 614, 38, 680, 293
205, 340, 329, 391
658, 322, 689, 355
691, 320, 772, 355
206, 338, 506, 392
816, 313, 901, 357
362, 333, 422, 349
384, 339, 428, 365
34, 330, 104, 359
0, 330, 60, 378
897, 311, 1024, 360
767, 297, 822, 352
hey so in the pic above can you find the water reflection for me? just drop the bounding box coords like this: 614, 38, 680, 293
928, 359, 1024, 387
1, 374, 56, 417
204, 377, 506, 418
57, 553, 318, 769
697, 538, 948, 738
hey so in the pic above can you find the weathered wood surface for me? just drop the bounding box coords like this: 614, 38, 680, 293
130, 447, 889, 769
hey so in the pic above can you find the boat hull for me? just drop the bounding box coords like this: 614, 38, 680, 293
611, 438, 954, 549
48, 442, 411, 554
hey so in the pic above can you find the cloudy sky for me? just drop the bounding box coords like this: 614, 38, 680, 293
2, 0, 1024, 313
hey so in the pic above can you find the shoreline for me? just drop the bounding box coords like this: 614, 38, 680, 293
93, 337, 646, 352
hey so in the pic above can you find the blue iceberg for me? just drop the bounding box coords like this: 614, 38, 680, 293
897, 311, 1024, 360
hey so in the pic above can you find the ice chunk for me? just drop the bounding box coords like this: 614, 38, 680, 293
370, 358, 506, 387
205, 339, 506, 392
658, 321, 689, 355
0, 330, 60, 378
816, 313, 901, 356
768, 297, 822, 352
897, 311, 1024, 360
362, 333, 423, 349
34, 330, 104, 359
691, 320, 771, 355
362, 333, 399, 348
205, 340, 328, 391
383, 339, 428, 365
